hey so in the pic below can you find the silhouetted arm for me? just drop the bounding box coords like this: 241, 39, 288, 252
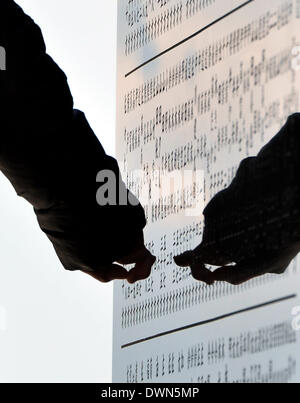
0, 0, 155, 282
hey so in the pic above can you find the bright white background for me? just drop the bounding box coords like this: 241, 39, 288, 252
0, 0, 117, 382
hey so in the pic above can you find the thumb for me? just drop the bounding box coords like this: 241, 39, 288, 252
174, 251, 194, 267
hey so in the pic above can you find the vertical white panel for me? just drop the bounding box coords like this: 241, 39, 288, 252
113, 0, 300, 383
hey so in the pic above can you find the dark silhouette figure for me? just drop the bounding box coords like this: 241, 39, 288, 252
175, 114, 300, 285
0, 1, 156, 283
1, 1, 300, 288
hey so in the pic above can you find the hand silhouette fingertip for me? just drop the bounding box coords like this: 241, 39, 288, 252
174, 251, 194, 267
192, 274, 215, 285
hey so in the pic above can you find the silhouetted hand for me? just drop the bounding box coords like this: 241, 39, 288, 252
175, 115, 300, 285
174, 177, 300, 285
83, 240, 156, 284
117, 243, 156, 284
174, 242, 300, 286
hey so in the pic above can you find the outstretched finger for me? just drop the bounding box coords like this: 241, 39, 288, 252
174, 250, 215, 285
83, 264, 129, 283
211, 262, 266, 285
175, 244, 231, 268
127, 252, 156, 284
174, 251, 195, 267
190, 263, 215, 285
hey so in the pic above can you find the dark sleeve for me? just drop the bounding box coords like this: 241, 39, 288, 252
0, 1, 146, 273
201, 113, 300, 261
